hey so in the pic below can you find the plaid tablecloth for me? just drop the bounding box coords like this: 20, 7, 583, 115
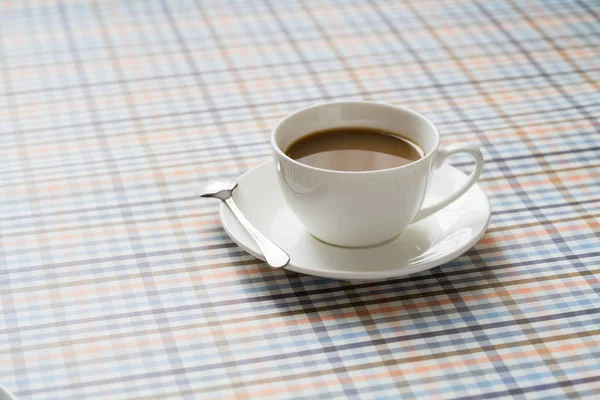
1, 0, 599, 399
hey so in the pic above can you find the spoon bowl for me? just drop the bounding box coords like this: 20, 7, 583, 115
199, 178, 238, 201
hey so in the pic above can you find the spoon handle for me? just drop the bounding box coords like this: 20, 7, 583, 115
224, 197, 290, 269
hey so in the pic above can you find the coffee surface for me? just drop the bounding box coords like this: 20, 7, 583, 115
286, 127, 424, 172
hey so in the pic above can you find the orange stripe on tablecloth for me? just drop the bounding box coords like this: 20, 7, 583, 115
7, 59, 595, 116
479, 222, 596, 245
244, 337, 598, 397
5, 259, 279, 304
3, 207, 595, 256
482, 171, 599, 192
2, 158, 266, 196
398, 340, 597, 376
0, 118, 262, 158
3, 199, 596, 253
5, 47, 596, 122
1, 277, 590, 364
0, 79, 582, 131
443, 120, 599, 144
9, 30, 596, 82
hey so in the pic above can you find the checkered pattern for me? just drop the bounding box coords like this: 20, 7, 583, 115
1, 0, 599, 398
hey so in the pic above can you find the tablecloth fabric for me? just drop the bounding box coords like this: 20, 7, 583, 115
1, 0, 599, 398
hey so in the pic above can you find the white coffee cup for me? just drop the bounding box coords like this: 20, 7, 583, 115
271, 101, 484, 247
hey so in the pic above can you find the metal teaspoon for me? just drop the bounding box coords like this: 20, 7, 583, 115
198, 178, 290, 269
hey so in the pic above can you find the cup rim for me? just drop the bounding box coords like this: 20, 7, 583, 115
270, 100, 441, 175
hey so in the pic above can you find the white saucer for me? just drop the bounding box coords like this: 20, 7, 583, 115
220, 161, 490, 281
0, 385, 16, 400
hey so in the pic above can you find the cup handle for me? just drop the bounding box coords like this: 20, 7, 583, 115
412, 144, 484, 223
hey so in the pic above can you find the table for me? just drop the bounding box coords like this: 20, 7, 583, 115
1, 0, 599, 398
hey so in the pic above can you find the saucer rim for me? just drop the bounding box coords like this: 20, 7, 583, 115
0, 384, 17, 400
219, 161, 491, 281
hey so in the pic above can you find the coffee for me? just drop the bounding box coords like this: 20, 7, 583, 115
286, 127, 424, 172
